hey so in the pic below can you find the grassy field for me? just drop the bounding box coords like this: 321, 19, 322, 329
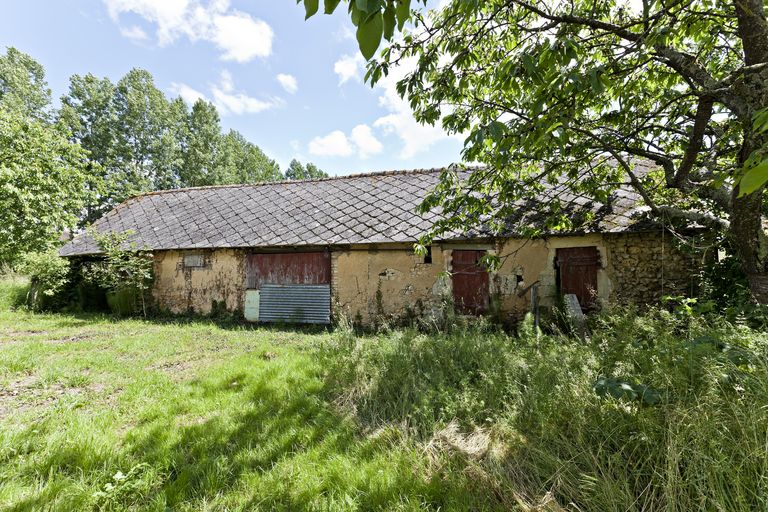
1, 277, 768, 511
0, 283, 480, 511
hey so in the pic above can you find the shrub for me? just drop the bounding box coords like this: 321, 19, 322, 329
16, 250, 71, 310
0, 274, 29, 310
82, 230, 153, 317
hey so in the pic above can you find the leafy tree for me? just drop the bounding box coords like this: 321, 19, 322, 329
17, 250, 71, 310
285, 159, 328, 180
84, 229, 153, 317
217, 130, 283, 184
299, 1, 423, 60
152, 97, 187, 190
0, 109, 90, 265
303, 0, 768, 302
305, 162, 328, 179
58, 73, 116, 223
285, 159, 306, 180
60, 67, 284, 206
0, 47, 51, 120
179, 99, 221, 187
111, 69, 174, 202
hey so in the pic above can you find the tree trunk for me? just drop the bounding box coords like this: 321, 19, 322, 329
731, 188, 768, 302
732, 0, 768, 302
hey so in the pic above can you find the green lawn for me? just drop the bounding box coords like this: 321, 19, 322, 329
0, 298, 480, 510
2, 277, 768, 511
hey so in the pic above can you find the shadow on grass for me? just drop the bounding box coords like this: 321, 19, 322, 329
146, 312, 333, 335
14, 307, 333, 336
6, 359, 494, 511
123, 371, 484, 510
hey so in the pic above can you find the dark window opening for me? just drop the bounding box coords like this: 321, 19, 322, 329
424, 246, 433, 264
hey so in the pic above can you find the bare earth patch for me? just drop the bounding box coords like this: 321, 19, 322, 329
0, 374, 111, 419
46, 333, 95, 344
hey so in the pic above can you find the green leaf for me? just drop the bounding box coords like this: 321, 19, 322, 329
324, 0, 341, 14
356, 12, 384, 60
738, 158, 768, 196
753, 108, 768, 135
304, 0, 319, 19
395, 0, 411, 31
349, 2, 362, 25
383, 2, 396, 40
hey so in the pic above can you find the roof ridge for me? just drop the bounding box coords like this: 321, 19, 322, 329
135, 166, 454, 199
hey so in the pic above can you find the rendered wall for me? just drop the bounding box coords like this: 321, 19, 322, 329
331, 244, 450, 323
149, 231, 698, 322
331, 236, 610, 323
152, 249, 245, 315
331, 232, 697, 324
494, 234, 613, 311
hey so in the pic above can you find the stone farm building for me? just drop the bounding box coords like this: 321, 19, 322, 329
60, 168, 698, 324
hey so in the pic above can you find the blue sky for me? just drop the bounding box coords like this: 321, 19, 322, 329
0, 0, 463, 176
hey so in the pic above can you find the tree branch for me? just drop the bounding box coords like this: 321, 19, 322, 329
674, 95, 714, 187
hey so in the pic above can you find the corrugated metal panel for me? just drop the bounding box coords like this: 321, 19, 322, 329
258, 284, 330, 324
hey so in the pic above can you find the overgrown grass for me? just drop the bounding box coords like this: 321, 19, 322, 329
0, 281, 484, 511
1, 276, 767, 511
322, 311, 768, 510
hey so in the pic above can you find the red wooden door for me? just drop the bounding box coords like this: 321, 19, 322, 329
556, 247, 600, 310
452, 250, 489, 315
246, 252, 331, 289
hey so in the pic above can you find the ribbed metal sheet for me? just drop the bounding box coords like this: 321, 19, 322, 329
258, 284, 331, 324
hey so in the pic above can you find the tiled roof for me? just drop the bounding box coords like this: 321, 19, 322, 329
59, 166, 652, 256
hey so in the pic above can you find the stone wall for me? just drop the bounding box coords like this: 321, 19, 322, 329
152, 248, 245, 315
604, 231, 699, 304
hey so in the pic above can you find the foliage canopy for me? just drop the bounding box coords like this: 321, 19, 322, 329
301, 0, 768, 300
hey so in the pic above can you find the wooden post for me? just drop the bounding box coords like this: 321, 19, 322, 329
531, 283, 540, 335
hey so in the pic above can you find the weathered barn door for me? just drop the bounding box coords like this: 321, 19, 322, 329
452, 250, 489, 315
556, 247, 600, 311
245, 251, 331, 324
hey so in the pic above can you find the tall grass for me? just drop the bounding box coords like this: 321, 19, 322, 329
2, 271, 766, 511
0, 274, 28, 310
320, 309, 768, 510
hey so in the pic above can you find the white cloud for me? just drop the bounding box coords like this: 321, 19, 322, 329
169, 82, 207, 105
307, 124, 383, 159
104, 0, 273, 63
218, 69, 235, 92
210, 71, 282, 115
309, 130, 354, 157
334, 24, 355, 42
372, 56, 462, 158
120, 25, 149, 42
276, 73, 298, 94
333, 54, 365, 85
330, 48, 461, 159
350, 124, 383, 158
170, 70, 282, 115
210, 12, 273, 62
